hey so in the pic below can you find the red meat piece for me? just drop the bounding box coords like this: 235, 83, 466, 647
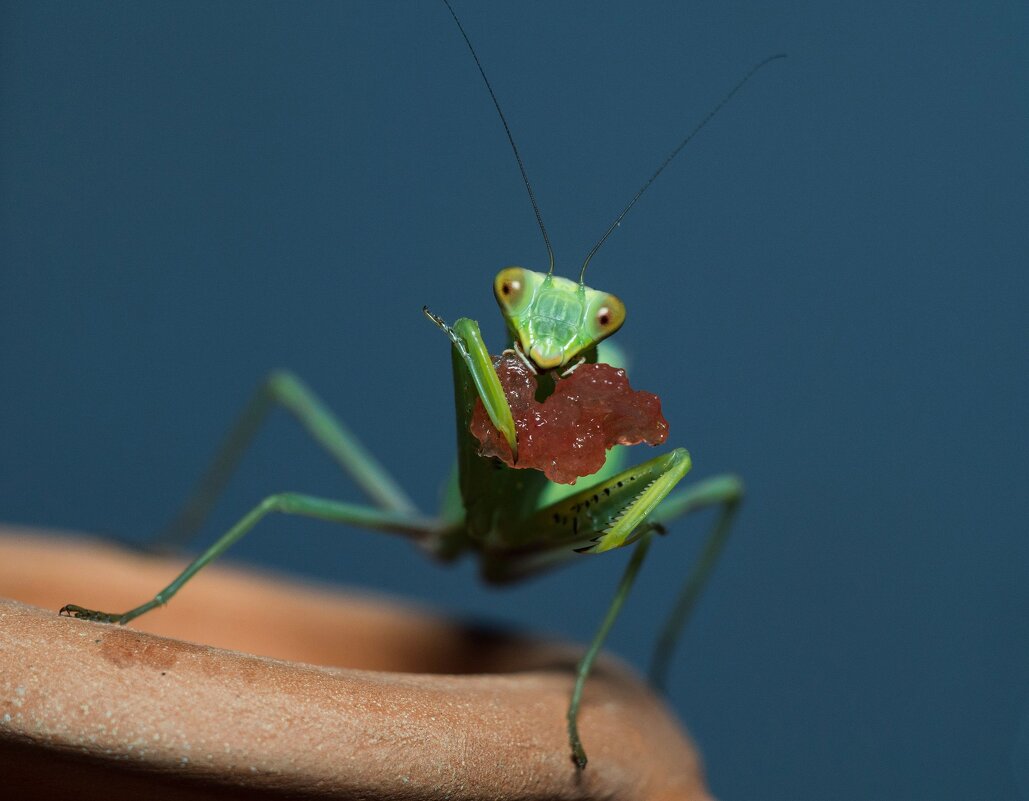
470, 354, 669, 484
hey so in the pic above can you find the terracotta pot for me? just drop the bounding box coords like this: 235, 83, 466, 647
0, 527, 712, 800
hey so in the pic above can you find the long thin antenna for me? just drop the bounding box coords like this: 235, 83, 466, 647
578, 53, 787, 283
442, 0, 556, 275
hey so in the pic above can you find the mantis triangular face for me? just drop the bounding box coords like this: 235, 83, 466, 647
493, 267, 625, 371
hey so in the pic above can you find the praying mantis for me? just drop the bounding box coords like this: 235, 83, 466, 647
57, 1, 784, 771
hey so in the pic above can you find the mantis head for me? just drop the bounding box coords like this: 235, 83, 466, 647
493, 267, 625, 371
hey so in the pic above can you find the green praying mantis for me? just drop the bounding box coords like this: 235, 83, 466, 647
58, 2, 784, 771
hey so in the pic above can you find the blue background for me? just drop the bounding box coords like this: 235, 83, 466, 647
2, 2, 1026, 798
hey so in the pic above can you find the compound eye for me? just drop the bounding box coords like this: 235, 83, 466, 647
594, 294, 625, 335
494, 267, 528, 309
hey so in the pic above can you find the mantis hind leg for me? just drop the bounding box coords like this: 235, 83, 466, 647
61, 492, 439, 625
152, 370, 418, 551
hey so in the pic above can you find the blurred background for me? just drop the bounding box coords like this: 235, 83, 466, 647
1, 1, 1026, 798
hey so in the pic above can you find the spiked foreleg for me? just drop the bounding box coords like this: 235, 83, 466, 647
423, 308, 518, 458
481, 448, 693, 581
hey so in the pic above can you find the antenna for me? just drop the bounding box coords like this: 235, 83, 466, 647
578, 53, 787, 283
442, 0, 556, 275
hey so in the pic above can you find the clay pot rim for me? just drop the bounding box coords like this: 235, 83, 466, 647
0, 528, 710, 801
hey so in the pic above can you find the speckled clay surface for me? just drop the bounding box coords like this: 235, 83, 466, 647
0, 529, 712, 800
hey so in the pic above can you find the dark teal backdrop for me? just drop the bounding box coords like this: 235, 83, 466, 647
2, 2, 1026, 798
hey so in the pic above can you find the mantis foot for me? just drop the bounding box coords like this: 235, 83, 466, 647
59, 604, 126, 624
568, 713, 589, 771
571, 742, 588, 771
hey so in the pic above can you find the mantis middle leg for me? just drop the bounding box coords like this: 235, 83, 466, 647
61, 492, 440, 624
647, 473, 743, 689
